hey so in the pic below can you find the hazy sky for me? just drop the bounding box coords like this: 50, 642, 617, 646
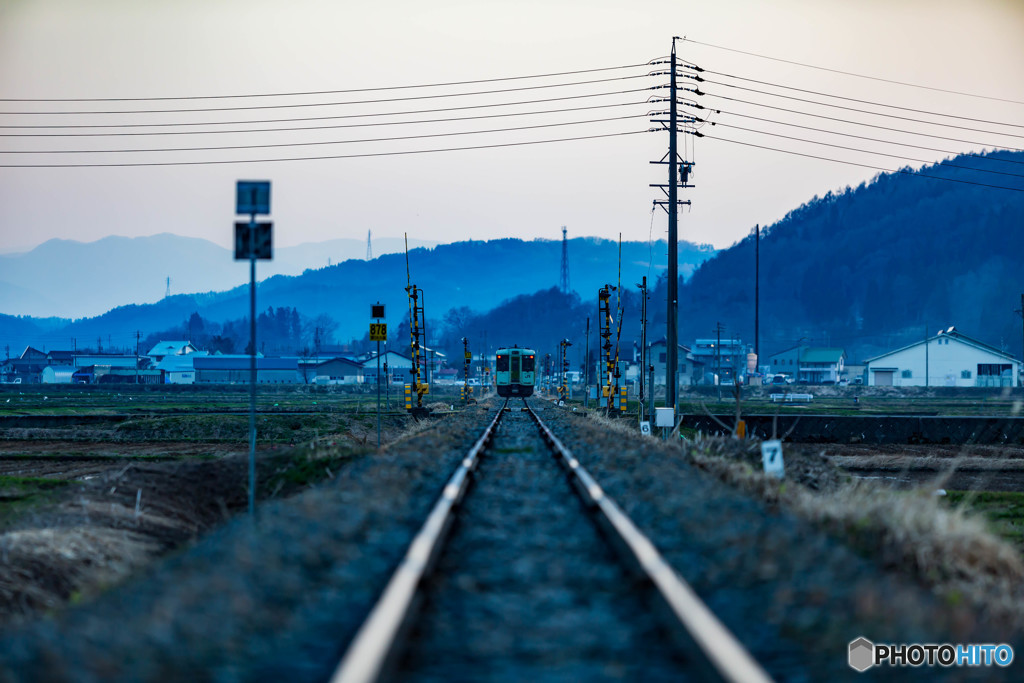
1, 0, 1022, 253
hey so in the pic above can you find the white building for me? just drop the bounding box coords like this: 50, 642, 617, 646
155, 352, 208, 384
147, 341, 198, 364
864, 327, 1019, 387
363, 351, 413, 384
41, 366, 76, 384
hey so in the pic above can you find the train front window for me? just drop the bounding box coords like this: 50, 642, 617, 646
496, 355, 509, 371
522, 355, 535, 372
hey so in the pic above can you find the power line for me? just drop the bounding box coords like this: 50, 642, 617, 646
680, 37, 1024, 105
692, 132, 1024, 193
700, 73, 1024, 130
685, 96, 1024, 153
0, 129, 650, 168
0, 74, 654, 116
0, 114, 646, 155
701, 84, 1024, 140
0, 62, 652, 103
0, 87, 652, 130
704, 121, 1024, 180
0, 99, 649, 138
693, 106, 1024, 166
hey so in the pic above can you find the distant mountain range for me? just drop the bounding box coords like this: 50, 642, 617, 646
0, 237, 714, 353
0, 234, 437, 319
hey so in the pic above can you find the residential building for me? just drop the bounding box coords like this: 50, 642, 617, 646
648, 339, 703, 388
864, 327, 1019, 387
3, 347, 47, 383
768, 345, 805, 379
146, 341, 198, 364
691, 338, 745, 384
798, 348, 846, 384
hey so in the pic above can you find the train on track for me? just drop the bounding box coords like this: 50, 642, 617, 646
495, 346, 536, 397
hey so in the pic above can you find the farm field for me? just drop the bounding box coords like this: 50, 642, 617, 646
0, 382, 477, 622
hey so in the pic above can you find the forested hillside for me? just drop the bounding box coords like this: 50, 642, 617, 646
662, 150, 1024, 361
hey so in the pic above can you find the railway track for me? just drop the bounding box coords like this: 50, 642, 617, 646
331, 398, 771, 683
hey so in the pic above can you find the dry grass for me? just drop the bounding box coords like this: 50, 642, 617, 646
686, 435, 1024, 629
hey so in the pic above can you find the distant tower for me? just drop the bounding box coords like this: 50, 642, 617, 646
559, 226, 570, 293
165, 277, 171, 298
366, 230, 373, 260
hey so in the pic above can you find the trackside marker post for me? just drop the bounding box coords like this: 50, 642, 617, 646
234, 180, 272, 517
761, 439, 784, 479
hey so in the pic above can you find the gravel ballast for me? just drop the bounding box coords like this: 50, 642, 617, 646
393, 402, 688, 682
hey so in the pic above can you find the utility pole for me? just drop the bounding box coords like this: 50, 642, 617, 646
637, 276, 648, 421
583, 317, 590, 410
715, 322, 724, 402
651, 37, 697, 416
135, 330, 140, 385
560, 225, 570, 293
1016, 294, 1024, 385
754, 224, 760, 364
925, 324, 930, 388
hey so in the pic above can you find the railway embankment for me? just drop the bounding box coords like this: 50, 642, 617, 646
683, 413, 1024, 444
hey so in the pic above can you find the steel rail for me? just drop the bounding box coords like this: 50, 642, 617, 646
524, 402, 774, 683
330, 399, 508, 683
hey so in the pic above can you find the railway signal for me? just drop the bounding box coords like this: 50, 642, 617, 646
558, 338, 572, 402
404, 234, 429, 414
371, 303, 386, 446
461, 337, 473, 404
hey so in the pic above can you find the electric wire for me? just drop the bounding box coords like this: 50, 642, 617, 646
0, 74, 654, 116
0, 88, 652, 130
685, 95, 1024, 153
689, 106, 1024, 166
704, 121, 1024, 179
700, 73, 1024, 130
679, 37, 1024, 105
0, 114, 645, 155
692, 132, 1024, 193
0, 99, 649, 138
0, 129, 649, 168
0, 63, 652, 102
701, 82, 1024, 139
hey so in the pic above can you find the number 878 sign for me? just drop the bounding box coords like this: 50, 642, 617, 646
369, 323, 387, 341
